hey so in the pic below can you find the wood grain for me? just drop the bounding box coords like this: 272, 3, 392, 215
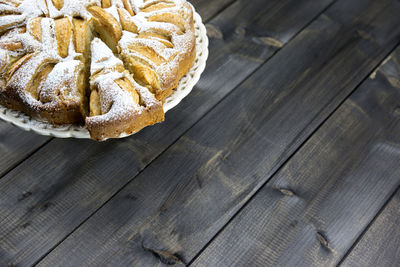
192, 47, 400, 267
0, 121, 48, 177
340, 189, 400, 267
0, 0, 337, 265
38, 0, 400, 265
190, 0, 236, 21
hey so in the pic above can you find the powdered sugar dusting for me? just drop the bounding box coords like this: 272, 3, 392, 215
39, 60, 83, 103
46, 0, 101, 19
91, 71, 136, 123
18, 0, 48, 18
0, 0, 197, 138
91, 37, 123, 75
88, 37, 160, 125
0, 9, 85, 112
0, 7, 207, 139
118, 0, 195, 93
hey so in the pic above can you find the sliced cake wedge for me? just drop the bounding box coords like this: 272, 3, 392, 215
86, 37, 164, 140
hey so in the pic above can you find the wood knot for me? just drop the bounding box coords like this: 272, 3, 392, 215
18, 191, 32, 201
369, 70, 377, 79
235, 26, 246, 37
279, 188, 295, 196
388, 77, 400, 89
258, 37, 283, 48
316, 231, 329, 248
289, 220, 298, 228
41, 202, 53, 211
125, 194, 138, 201
22, 191, 32, 197
394, 107, 400, 116
21, 221, 31, 229
206, 24, 223, 39
143, 245, 185, 265
357, 30, 371, 40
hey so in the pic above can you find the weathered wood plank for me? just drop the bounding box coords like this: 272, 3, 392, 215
0, 0, 336, 265
191, 0, 236, 21
192, 48, 400, 266
340, 189, 400, 267
38, 0, 400, 265
0, 0, 238, 180
0, 122, 49, 177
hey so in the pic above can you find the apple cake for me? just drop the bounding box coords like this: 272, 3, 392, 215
0, 0, 196, 140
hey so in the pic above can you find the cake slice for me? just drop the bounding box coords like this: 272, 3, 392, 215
118, 0, 196, 101
86, 38, 164, 140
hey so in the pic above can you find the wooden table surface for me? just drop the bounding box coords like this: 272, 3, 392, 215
1, 0, 400, 266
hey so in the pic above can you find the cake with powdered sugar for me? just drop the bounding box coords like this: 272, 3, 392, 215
0, 0, 196, 140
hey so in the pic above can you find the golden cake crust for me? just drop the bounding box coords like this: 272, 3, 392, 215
0, 0, 196, 140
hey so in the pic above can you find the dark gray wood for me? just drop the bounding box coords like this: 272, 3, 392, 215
340, 189, 400, 267
0, 121, 49, 177
37, 0, 400, 266
0, 0, 337, 265
192, 48, 400, 267
191, 0, 236, 21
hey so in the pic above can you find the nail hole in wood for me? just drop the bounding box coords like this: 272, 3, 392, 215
18, 191, 32, 201
289, 220, 298, 228
125, 194, 138, 201
21, 222, 31, 229
42, 202, 53, 210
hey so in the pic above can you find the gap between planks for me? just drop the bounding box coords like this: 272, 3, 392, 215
187, 41, 400, 266
37, 0, 400, 265
336, 185, 400, 266
32, 1, 341, 265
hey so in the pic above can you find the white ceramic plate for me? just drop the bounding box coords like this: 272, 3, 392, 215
0, 7, 208, 139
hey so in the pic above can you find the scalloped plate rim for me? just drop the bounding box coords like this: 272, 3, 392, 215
0, 6, 208, 139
